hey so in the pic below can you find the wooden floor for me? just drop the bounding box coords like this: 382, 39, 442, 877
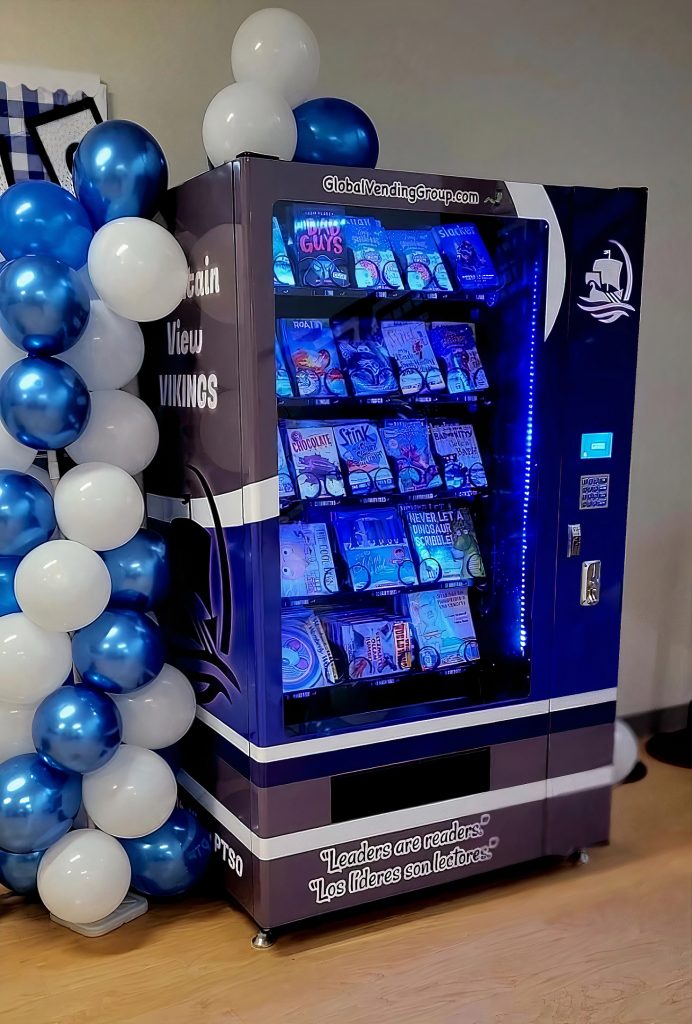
1, 749, 690, 1024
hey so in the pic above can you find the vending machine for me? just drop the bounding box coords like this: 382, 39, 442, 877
140, 158, 646, 940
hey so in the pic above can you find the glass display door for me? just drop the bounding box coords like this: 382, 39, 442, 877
272, 200, 548, 732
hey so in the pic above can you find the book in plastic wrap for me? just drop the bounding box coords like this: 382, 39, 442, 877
272, 216, 295, 287
333, 319, 398, 397
281, 610, 339, 693
279, 318, 347, 398
279, 522, 338, 598
402, 505, 485, 583
332, 507, 418, 591
380, 320, 445, 395
285, 422, 346, 499
432, 223, 499, 291
277, 427, 295, 500
428, 322, 488, 394
387, 228, 453, 292
405, 588, 480, 671
275, 339, 294, 398
343, 216, 404, 290
291, 205, 350, 288
322, 611, 413, 680
429, 422, 488, 492
379, 418, 443, 493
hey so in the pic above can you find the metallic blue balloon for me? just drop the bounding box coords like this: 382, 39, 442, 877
0, 470, 55, 557
0, 753, 81, 854
0, 356, 90, 450
0, 556, 21, 614
73, 120, 168, 228
0, 847, 44, 894
32, 684, 122, 775
101, 529, 170, 612
0, 180, 93, 270
293, 97, 379, 168
120, 808, 212, 897
72, 609, 166, 694
0, 255, 90, 355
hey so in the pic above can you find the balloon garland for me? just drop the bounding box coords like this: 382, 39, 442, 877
0, 122, 211, 926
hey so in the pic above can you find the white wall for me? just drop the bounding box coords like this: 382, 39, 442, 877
3, 0, 691, 714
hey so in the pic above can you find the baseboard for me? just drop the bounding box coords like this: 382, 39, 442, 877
625, 702, 690, 737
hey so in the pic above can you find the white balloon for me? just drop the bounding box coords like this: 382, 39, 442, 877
54, 462, 144, 552
111, 664, 196, 750
37, 829, 131, 925
82, 745, 177, 839
14, 539, 111, 632
0, 419, 36, 472
66, 390, 159, 475
0, 613, 72, 705
60, 300, 145, 391
0, 701, 37, 762
231, 7, 320, 108
612, 718, 639, 783
202, 81, 297, 166
88, 218, 188, 323
77, 263, 100, 300
0, 326, 22, 378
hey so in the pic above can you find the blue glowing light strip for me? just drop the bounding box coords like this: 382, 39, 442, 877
519, 260, 541, 652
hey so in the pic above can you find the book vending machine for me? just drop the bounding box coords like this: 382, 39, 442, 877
140, 159, 646, 941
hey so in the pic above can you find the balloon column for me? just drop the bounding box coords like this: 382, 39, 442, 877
0, 121, 211, 928
203, 7, 379, 169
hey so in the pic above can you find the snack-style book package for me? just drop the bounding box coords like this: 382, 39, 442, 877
432, 223, 499, 291
404, 588, 480, 671
281, 610, 339, 693
380, 320, 445, 395
285, 422, 346, 499
430, 421, 488, 492
428, 322, 489, 394
387, 228, 453, 292
402, 505, 485, 583
279, 318, 347, 398
333, 318, 398, 397
343, 216, 404, 290
333, 420, 395, 496
379, 418, 443, 493
279, 522, 338, 598
322, 611, 413, 680
332, 507, 418, 591
291, 204, 350, 288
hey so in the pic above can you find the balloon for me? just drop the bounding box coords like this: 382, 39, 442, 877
202, 82, 297, 167
293, 97, 379, 168
0, 419, 37, 472
0, 555, 20, 615
613, 719, 639, 783
0, 180, 93, 269
0, 356, 90, 450
0, 613, 72, 705
101, 528, 170, 611
121, 808, 212, 897
231, 8, 320, 108
66, 390, 159, 475
14, 539, 111, 632
0, 255, 90, 355
87, 218, 188, 322
54, 461, 144, 552
37, 828, 131, 924
72, 119, 168, 229
111, 663, 196, 749
82, 745, 177, 839
72, 608, 165, 693
25, 462, 51, 489
60, 300, 144, 391
0, 700, 36, 762
32, 683, 122, 775
0, 753, 80, 853
0, 326, 21, 376
0, 469, 55, 557
0, 847, 44, 895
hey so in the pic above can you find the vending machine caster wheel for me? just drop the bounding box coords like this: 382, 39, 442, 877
251, 928, 276, 950
567, 848, 590, 866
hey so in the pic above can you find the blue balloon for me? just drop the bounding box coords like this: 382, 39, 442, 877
101, 529, 170, 612
120, 808, 212, 897
0, 180, 93, 270
293, 97, 379, 168
0, 556, 21, 614
0, 470, 55, 557
0, 255, 90, 355
0, 847, 44, 894
73, 120, 168, 229
0, 753, 81, 854
0, 356, 90, 450
72, 609, 166, 694
32, 684, 122, 775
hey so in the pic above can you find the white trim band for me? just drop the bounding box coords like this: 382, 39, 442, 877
146, 477, 280, 529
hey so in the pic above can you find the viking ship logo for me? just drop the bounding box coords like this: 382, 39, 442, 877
577, 240, 635, 324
